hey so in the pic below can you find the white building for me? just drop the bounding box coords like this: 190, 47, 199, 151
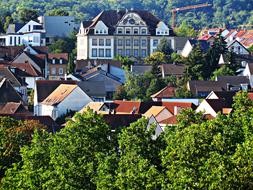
40, 84, 92, 120
77, 9, 173, 61
0, 20, 46, 46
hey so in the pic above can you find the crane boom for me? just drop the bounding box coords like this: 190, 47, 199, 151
171, 3, 212, 28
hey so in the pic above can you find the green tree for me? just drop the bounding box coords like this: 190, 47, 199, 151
67, 53, 75, 74
211, 65, 235, 80
185, 44, 205, 80
145, 52, 166, 78
47, 9, 69, 16
115, 55, 134, 70
156, 37, 173, 58
16, 8, 39, 23
174, 21, 197, 37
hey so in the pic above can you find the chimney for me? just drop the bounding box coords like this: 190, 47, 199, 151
226, 83, 230, 91
174, 106, 178, 115
64, 73, 67, 80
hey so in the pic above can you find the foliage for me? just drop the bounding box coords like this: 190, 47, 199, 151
67, 53, 75, 74
174, 21, 197, 37
115, 55, 134, 70
46, 9, 69, 16
211, 65, 235, 80
248, 45, 253, 53
0, 117, 46, 178
145, 52, 166, 78
156, 38, 174, 58
14, 8, 39, 23
1, 110, 114, 189
2, 92, 253, 189
184, 44, 205, 80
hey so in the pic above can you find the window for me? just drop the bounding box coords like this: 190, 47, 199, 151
18, 37, 21, 44
99, 49, 104, 57
28, 25, 31, 31
126, 39, 131, 46
95, 30, 99, 34
59, 59, 63, 64
134, 39, 139, 46
105, 49, 111, 57
99, 39, 104, 46
117, 49, 123, 56
134, 49, 139, 57
134, 28, 139, 34
126, 28, 131, 34
106, 39, 111, 46
141, 28, 147, 34
117, 28, 123, 34
10, 36, 12, 45
92, 48, 97, 57
153, 39, 158, 46
92, 39, 97, 46
141, 39, 147, 47
51, 67, 56, 75
14, 37, 16, 45
126, 49, 131, 56
59, 68, 64, 75
141, 49, 147, 57
52, 59, 56, 64
118, 39, 123, 46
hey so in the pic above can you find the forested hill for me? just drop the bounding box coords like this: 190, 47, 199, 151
0, 0, 252, 29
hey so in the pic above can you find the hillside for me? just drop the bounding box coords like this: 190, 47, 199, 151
0, 0, 252, 29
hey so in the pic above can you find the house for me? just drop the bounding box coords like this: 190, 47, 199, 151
38, 16, 79, 44
7, 62, 43, 89
0, 65, 28, 102
78, 81, 107, 101
159, 115, 178, 127
241, 62, 253, 87
143, 106, 172, 122
160, 64, 185, 78
181, 39, 210, 57
47, 53, 68, 80
227, 40, 250, 55
34, 80, 77, 116
151, 85, 176, 101
0, 78, 26, 105
0, 20, 46, 46
75, 59, 125, 83
187, 76, 250, 97
162, 102, 196, 115
77, 9, 173, 61
12, 51, 47, 78
146, 115, 164, 140
41, 84, 92, 120
81, 67, 123, 99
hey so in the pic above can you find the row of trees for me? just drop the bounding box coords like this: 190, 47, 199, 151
1, 92, 253, 189
0, 0, 253, 29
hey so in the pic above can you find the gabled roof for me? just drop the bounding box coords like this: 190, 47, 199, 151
160, 115, 177, 125
78, 81, 106, 97
81, 9, 166, 36
144, 106, 169, 118
207, 91, 236, 106
205, 99, 232, 113
36, 80, 77, 103
227, 39, 250, 53
6, 23, 25, 34
151, 85, 176, 99
8, 62, 42, 77
80, 102, 105, 113
0, 65, 26, 87
216, 76, 249, 85
162, 102, 195, 114
42, 84, 77, 106
0, 102, 29, 114
160, 64, 185, 76
0, 78, 25, 104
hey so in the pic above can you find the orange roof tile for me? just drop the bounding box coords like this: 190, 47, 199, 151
113, 100, 141, 114
162, 102, 195, 115
160, 115, 177, 125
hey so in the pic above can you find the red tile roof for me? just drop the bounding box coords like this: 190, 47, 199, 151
162, 102, 195, 115
113, 100, 141, 114
248, 93, 253, 101
160, 115, 177, 125
151, 86, 176, 99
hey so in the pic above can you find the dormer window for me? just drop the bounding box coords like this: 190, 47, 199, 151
59, 59, 63, 64
126, 28, 131, 34
52, 59, 56, 64
134, 28, 139, 34
141, 28, 147, 35
117, 28, 123, 34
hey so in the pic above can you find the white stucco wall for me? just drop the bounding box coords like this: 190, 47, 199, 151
181, 40, 193, 57
196, 100, 217, 117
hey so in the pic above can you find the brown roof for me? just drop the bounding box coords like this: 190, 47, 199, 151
103, 114, 142, 129
113, 100, 141, 114
0, 65, 25, 87
151, 86, 176, 99
0, 78, 25, 104
248, 63, 253, 74
248, 92, 253, 100
36, 80, 77, 103
0, 102, 30, 114
0, 46, 25, 61
160, 115, 177, 125
8, 62, 41, 77
160, 64, 185, 76
82, 10, 164, 36
205, 99, 231, 113
42, 84, 77, 106
48, 53, 68, 64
